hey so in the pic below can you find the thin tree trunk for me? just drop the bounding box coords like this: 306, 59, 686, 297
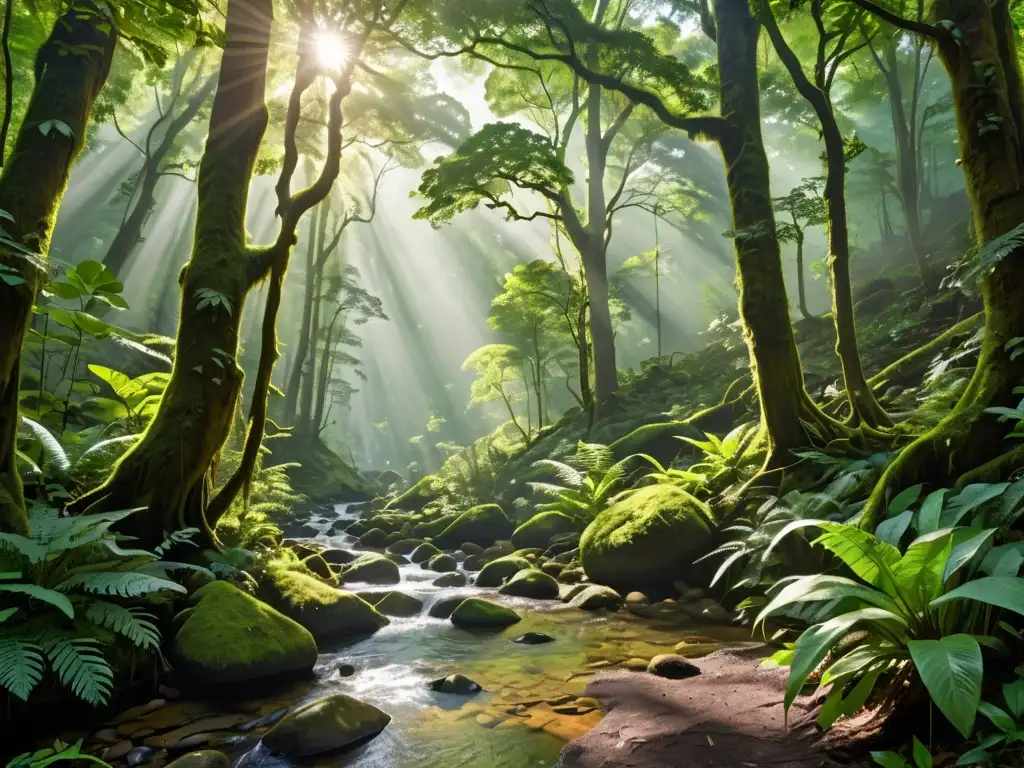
282, 195, 320, 423
0, 0, 13, 166
313, 304, 343, 434
0, 3, 115, 534
794, 234, 813, 322
299, 222, 327, 433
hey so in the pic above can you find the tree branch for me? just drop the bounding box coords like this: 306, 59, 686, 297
847, 0, 943, 40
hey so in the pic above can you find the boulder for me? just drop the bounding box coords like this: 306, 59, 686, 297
567, 585, 621, 611
410, 542, 441, 564
345, 521, 369, 537
511, 512, 583, 550
412, 514, 457, 540
540, 562, 564, 579
432, 572, 467, 588
624, 591, 649, 606
483, 540, 515, 559
433, 504, 515, 549
558, 567, 585, 584
262, 693, 391, 757
385, 553, 408, 565
301, 553, 334, 581
428, 595, 469, 619
498, 569, 560, 600
460, 542, 485, 556
164, 752, 230, 768
428, 674, 482, 695
385, 538, 424, 556
580, 485, 713, 594
357, 528, 389, 548
258, 568, 388, 642
463, 555, 485, 572
321, 548, 358, 566
560, 582, 593, 602
170, 582, 317, 687
682, 597, 734, 624
374, 591, 423, 618
512, 632, 554, 645
343, 554, 401, 585
449, 598, 521, 630
475, 556, 531, 588
647, 654, 701, 680
427, 553, 458, 573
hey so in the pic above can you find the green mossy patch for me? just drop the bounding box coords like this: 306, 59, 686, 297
268, 436, 368, 504
342, 554, 401, 584
511, 512, 582, 550
475, 555, 531, 588
449, 598, 521, 629
498, 568, 560, 599
262, 693, 391, 757
432, 503, 514, 549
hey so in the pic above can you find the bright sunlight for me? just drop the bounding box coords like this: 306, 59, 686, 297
314, 29, 348, 71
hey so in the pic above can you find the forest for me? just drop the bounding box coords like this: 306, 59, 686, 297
1, 0, 1024, 767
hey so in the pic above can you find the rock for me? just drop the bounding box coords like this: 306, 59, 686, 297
558, 567, 585, 584
647, 654, 701, 680
551, 548, 579, 565
476, 713, 499, 727
345, 520, 369, 537
410, 542, 442, 564
412, 514, 458, 540
383, 531, 406, 546
545, 536, 581, 558
386, 538, 424, 556
375, 591, 423, 617
511, 512, 583, 550
475, 555, 531, 588
170, 582, 317, 687
624, 657, 649, 671
301, 553, 334, 581
429, 674, 482, 695
450, 598, 521, 630
460, 542, 485, 556
540, 562, 564, 579
483, 540, 516, 559
567, 585, 621, 611
624, 591, 649, 606
580, 485, 713, 594
357, 528, 389, 548
262, 693, 391, 757
428, 553, 458, 572
281, 521, 319, 538
498, 569, 560, 600
432, 572, 467, 588
463, 554, 486, 571
258, 568, 388, 642
104, 742, 134, 761
126, 746, 156, 767
683, 597, 734, 623
559, 582, 592, 602
453, 550, 467, 562
512, 632, 554, 645
321, 548, 358, 566
672, 640, 720, 658
93, 727, 119, 742
385, 553, 408, 565
428, 595, 469, 619
164, 751, 231, 768
337, 663, 356, 677
377, 469, 405, 489
433, 504, 515, 549
343, 554, 401, 584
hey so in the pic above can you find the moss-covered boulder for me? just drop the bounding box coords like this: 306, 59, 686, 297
384, 474, 440, 512
386, 538, 423, 556
374, 591, 423, 617
164, 751, 231, 768
511, 512, 582, 550
269, 436, 368, 504
432, 572, 467, 588
609, 421, 702, 466
412, 514, 458, 540
262, 693, 391, 757
258, 568, 388, 643
427, 553, 458, 572
321, 548, 358, 566
342, 554, 401, 585
432, 504, 514, 549
357, 528, 389, 548
449, 598, 521, 630
499, 569, 560, 600
410, 542, 441, 564
463, 554, 485, 571
170, 582, 317, 687
428, 594, 469, 619
580, 485, 712, 594
475, 555, 531, 588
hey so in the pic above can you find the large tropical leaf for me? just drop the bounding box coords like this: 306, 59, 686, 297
755, 574, 901, 629
943, 528, 997, 583
915, 489, 948, 534
0, 533, 47, 563
907, 635, 983, 737
892, 530, 953, 613
931, 576, 1024, 617
941, 484, 1009, 528
0, 635, 44, 701
980, 543, 1024, 576
875, 509, 913, 547
811, 522, 902, 595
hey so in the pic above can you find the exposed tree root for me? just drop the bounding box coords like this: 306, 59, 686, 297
867, 312, 984, 391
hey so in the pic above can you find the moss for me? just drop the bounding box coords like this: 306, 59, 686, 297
475, 555, 531, 588
449, 598, 521, 629
342, 554, 401, 585
262, 693, 391, 757
433, 503, 514, 549
498, 568, 560, 600
171, 581, 317, 687
580, 484, 713, 594
510, 512, 582, 550
268, 436, 369, 504
609, 421, 702, 465
410, 542, 441, 563
385, 474, 440, 511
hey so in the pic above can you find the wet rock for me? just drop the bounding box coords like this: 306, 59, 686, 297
512, 632, 554, 645
428, 553, 458, 572
385, 538, 423, 556
429, 673, 482, 695
164, 751, 231, 768
559, 582, 594, 602
321, 548, 358, 566
385, 552, 409, 565
262, 693, 391, 757
383, 531, 406, 546
540, 562, 564, 579
143, 715, 247, 749
301, 553, 334, 581
433, 572, 467, 588
453, 550, 467, 562
410, 542, 441, 564
281, 521, 319, 538
499, 569, 560, 600
345, 520, 369, 537
624, 657, 650, 671
357, 528, 389, 548
558, 567, 585, 584
672, 640, 721, 658
460, 542, 485, 557
511, 512, 583, 550
476, 555, 531, 588
337, 663, 356, 677
126, 746, 156, 767
483, 540, 515, 559
375, 591, 423, 618
624, 591, 649, 606
647, 654, 701, 680
463, 555, 486, 571
428, 595, 469, 619
342, 554, 400, 585
433, 504, 515, 549
450, 598, 521, 630
551, 548, 580, 565
93, 727, 119, 742
104, 742, 134, 761
567, 585, 621, 612
683, 597, 733, 623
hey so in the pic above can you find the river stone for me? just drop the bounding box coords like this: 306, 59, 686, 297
410, 542, 441, 564
624, 591, 649, 606
170, 582, 317, 687
511, 512, 583, 550
125, 746, 156, 767
321, 548, 358, 566
540, 562, 564, 579
433, 504, 515, 549
337, 663, 356, 677
257, 568, 388, 642
429, 673, 482, 695
428, 595, 469, 619
450, 598, 521, 630
262, 693, 391, 757
343, 554, 400, 585
375, 591, 423, 617
647, 654, 701, 680
383, 532, 407, 546
164, 751, 231, 768
104, 742, 134, 761
345, 520, 369, 537
512, 632, 554, 645
301, 553, 334, 581
460, 542, 485, 556
682, 597, 734, 623
483, 540, 516, 559
559, 582, 593, 602
432, 572, 467, 588
463, 554, 485, 571
453, 550, 467, 562
385, 553, 408, 565
428, 553, 458, 572
567, 585, 622, 611
475, 556, 531, 588
357, 528, 389, 548
499, 569, 560, 600
386, 538, 423, 556
558, 567, 585, 584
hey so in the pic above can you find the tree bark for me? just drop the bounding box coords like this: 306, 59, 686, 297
299, 222, 327, 434
794, 231, 813, 322
0, 3, 115, 534
282, 197, 320, 423
313, 304, 343, 433
861, 0, 1024, 527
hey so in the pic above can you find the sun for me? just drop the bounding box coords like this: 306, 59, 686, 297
314, 30, 348, 71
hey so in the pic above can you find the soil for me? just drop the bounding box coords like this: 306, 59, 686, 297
558, 645, 868, 768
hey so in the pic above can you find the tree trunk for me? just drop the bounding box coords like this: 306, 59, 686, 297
313, 305, 343, 433
299, 232, 326, 434
861, 0, 1024, 528
576, 297, 591, 408
282, 199, 320, 423
69, 0, 274, 545
794, 234, 813, 321
0, 3, 115, 534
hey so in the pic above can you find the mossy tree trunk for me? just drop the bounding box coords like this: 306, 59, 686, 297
859, 0, 1024, 528
282, 196, 321, 424
793, 227, 813, 322
0, 2, 114, 535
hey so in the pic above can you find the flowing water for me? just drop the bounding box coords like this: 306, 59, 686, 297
238, 503, 750, 768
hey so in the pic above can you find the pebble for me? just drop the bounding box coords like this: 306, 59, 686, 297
512, 632, 555, 645
104, 741, 134, 761
337, 663, 356, 677
126, 746, 156, 767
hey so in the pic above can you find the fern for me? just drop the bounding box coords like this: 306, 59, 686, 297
83, 602, 161, 651
0, 635, 45, 700
0, 584, 74, 619
0, 532, 47, 563
19, 417, 70, 476
56, 571, 185, 598
39, 635, 113, 707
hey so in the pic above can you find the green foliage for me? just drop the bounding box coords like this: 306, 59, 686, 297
678, 422, 760, 488
955, 672, 1024, 766
6, 738, 112, 768
871, 737, 935, 768
528, 441, 632, 522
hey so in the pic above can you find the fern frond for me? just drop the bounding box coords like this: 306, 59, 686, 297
83, 602, 161, 651
575, 441, 614, 475
0, 532, 47, 564
0, 635, 45, 700
55, 571, 185, 598
19, 417, 70, 475
531, 460, 585, 488
40, 635, 113, 706
0, 584, 75, 618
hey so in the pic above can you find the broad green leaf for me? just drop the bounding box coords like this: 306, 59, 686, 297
955, 746, 994, 766
941, 483, 1009, 527
932, 576, 1024, 618
876, 509, 913, 547
888, 484, 923, 517
821, 641, 902, 688
893, 530, 953, 610
911, 736, 932, 768
943, 528, 997, 583
915, 489, 948, 534
871, 751, 909, 768
980, 543, 1024, 576
818, 666, 883, 729
978, 701, 1014, 733
756, 574, 901, 629
811, 522, 902, 595
907, 635, 982, 737
1004, 679, 1024, 719
0, 584, 75, 618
